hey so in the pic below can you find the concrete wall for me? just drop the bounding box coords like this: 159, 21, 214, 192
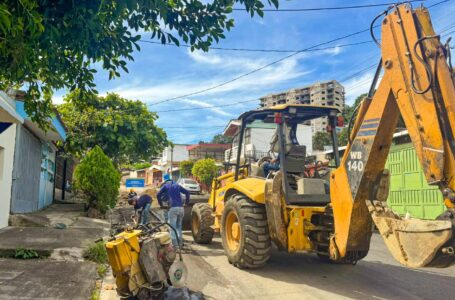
0, 124, 16, 228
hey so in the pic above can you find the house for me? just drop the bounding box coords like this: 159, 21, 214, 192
0, 92, 25, 228
186, 143, 231, 162
0, 90, 67, 227
145, 144, 189, 186
223, 119, 313, 162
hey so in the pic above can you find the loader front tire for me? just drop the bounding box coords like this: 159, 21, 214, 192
191, 203, 215, 244
221, 194, 271, 269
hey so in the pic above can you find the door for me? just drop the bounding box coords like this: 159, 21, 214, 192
38, 143, 55, 209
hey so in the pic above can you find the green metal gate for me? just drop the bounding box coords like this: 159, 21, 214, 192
385, 143, 445, 219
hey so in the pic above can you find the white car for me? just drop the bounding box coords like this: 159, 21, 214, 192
177, 178, 201, 194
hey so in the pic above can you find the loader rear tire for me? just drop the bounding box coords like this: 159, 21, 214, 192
221, 194, 271, 269
191, 203, 215, 244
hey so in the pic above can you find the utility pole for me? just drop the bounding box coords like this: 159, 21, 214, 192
170, 145, 174, 179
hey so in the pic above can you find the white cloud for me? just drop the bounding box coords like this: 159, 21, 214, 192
343, 71, 375, 105
324, 45, 342, 56
180, 99, 235, 117
106, 53, 312, 104
187, 49, 267, 70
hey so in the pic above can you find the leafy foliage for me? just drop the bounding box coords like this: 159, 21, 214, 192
83, 241, 108, 264
180, 160, 194, 177
192, 158, 218, 188
211, 134, 233, 144
338, 128, 349, 146
14, 248, 39, 259
131, 162, 152, 170
58, 92, 167, 166
97, 264, 107, 278
313, 129, 350, 149
74, 146, 120, 214
312, 132, 332, 151
343, 93, 367, 124
0, 0, 278, 127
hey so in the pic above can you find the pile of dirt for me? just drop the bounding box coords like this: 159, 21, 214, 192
117, 191, 130, 206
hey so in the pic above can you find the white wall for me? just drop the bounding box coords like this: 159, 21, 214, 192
0, 124, 16, 228
160, 145, 189, 164
250, 128, 275, 153
250, 125, 313, 154
296, 125, 313, 155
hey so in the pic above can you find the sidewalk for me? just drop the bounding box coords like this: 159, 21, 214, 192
0, 202, 110, 299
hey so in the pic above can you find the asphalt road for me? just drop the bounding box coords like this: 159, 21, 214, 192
183, 232, 455, 300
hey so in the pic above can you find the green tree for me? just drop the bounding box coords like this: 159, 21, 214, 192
343, 93, 367, 124
192, 158, 218, 191
132, 162, 151, 170
0, 0, 278, 127
180, 160, 194, 177
211, 134, 233, 144
337, 128, 349, 146
74, 146, 120, 214
58, 91, 167, 166
313, 132, 332, 151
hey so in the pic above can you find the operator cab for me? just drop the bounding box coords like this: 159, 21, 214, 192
230, 104, 342, 206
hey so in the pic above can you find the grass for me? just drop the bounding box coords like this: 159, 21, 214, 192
14, 248, 39, 259
90, 287, 100, 300
83, 241, 107, 264
97, 264, 107, 278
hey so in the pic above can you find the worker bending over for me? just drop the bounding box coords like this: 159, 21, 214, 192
128, 193, 152, 225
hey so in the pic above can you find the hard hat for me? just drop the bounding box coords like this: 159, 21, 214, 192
163, 174, 170, 181
129, 188, 135, 193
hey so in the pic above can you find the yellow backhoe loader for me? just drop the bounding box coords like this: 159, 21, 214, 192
191, 3, 455, 269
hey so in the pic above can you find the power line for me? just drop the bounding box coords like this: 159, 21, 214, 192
232, 1, 426, 12
138, 39, 373, 53
162, 125, 225, 129
145, 0, 449, 107
155, 98, 259, 113
148, 27, 377, 106
428, 0, 451, 8
156, 61, 380, 114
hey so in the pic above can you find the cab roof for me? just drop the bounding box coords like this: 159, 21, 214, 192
237, 104, 341, 123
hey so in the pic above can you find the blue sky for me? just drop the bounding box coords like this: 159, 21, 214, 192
54, 0, 455, 144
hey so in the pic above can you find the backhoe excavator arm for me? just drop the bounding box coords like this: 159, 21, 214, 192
330, 4, 455, 268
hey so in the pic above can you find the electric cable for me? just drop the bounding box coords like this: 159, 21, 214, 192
138, 39, 373, 53
231, 1, 426, 12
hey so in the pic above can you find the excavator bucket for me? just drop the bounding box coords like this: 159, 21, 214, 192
366, 200, 453, 268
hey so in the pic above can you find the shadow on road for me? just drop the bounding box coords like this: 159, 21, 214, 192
250, 250, 455, 300
186, 231, 455, 300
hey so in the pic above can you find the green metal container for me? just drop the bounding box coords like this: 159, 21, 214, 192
385, 143, 445, 219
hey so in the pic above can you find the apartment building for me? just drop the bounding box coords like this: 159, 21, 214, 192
259, 80, 345, 133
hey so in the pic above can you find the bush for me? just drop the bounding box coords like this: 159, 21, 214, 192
179, 160, 194, 177
132, 162, 151, 170
192, 158, 218, 190
83, 241, 108, 264
74, 146, 120, 214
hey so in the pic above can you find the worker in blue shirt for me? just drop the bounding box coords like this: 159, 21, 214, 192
128, 193, 152, 225
157, 174, 190, 248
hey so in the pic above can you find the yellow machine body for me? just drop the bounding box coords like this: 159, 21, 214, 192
105, 230, 142, 293
286, 206, 326, 253
195, 3, 455, 269
209, 172, 327, 253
